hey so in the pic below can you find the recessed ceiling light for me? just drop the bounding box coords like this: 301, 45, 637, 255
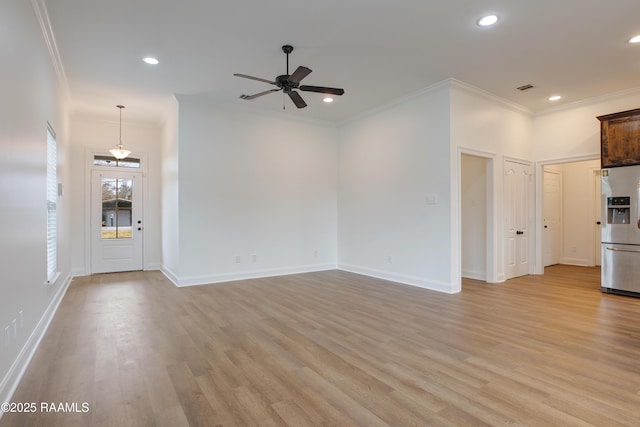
629, 35, 640, 44
477, 15, 499, 27
548, 95, 562, 101
143, 57, 159, 65
323, 97, 334, 103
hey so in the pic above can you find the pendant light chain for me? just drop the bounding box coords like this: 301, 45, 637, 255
119, 105, 123, 146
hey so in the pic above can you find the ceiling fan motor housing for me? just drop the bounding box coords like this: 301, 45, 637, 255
276, 74, 297, 91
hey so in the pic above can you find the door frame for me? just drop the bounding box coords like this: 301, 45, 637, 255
534, 153, 600, 274
84, 149, 148, 274
504, 157, 534, 280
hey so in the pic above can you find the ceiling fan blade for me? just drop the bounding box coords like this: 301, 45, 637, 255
234, 73, 277, 85
299, 85, 345, 96
288, 66, 312, 85
240, 88, 280, 100
287, 91, 307, 108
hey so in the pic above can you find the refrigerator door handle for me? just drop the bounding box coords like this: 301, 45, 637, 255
605, 247, 640, 253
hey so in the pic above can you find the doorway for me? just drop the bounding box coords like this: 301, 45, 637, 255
91, 170, 144, 273
458, 149, 497, 285
461, 154, 488, 280
542, 167, 562, 266
538, 158, 601, 271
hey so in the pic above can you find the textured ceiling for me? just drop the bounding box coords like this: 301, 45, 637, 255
43, 0, 640, 124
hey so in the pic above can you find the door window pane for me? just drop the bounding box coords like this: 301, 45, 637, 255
101, 178, 133, 239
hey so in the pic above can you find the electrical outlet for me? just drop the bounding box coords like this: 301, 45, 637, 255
387, 255, 393, 264
251, 254, 257, 263
314, 250, 318, 258
235, 255, 241, 264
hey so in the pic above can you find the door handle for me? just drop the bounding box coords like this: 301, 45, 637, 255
596, 221, 601, 225
606, 247, 640, 253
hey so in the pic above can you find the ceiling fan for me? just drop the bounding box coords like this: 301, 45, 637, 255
234, 45, 345, 109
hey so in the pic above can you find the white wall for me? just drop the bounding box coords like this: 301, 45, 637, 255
533, 91, 640, 162
69, 115, 163, 275
171, 96, 338, 285
461, 155, 487, 280
338, 83, 454, 292
0, 0, 70, 406
161, 97, 180, 280
450, 81, 534, 283
451, 82, 534, 159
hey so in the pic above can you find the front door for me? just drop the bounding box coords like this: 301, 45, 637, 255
91, 170, 143, 273
505, 160, 531, 279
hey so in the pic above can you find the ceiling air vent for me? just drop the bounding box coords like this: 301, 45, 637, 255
516, 84, 534, 91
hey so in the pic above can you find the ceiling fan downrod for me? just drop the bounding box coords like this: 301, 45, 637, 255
282, 44, 293, 76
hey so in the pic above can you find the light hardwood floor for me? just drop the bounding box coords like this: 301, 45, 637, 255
2, 265, 640, 426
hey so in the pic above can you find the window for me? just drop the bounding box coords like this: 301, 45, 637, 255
93, 155, 140, 168
46, 124, 59, 284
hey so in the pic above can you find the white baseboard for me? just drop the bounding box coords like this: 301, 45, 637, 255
462, 269, 487, 281
160, 265, 180, 287
338, 264, 458, 294
560, 257, 590, 267
71, 267, 87, 277
162, 263, 338, 287
0, 272, 73, 417
145, 262, 162, 271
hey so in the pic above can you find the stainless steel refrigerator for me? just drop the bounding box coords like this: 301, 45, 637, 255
601, 165, 640, 296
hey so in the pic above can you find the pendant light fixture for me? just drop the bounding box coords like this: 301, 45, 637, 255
109, 104, 131, 160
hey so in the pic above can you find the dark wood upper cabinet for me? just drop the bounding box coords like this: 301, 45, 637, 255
598, 108, 640, 168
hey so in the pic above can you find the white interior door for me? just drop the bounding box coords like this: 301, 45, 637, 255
594, 169, 602, 266
505, 160, 531, 279
543, 168, 562, 266
91, 170, 143, 273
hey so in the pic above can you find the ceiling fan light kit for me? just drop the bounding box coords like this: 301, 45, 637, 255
234, 44, 345, 109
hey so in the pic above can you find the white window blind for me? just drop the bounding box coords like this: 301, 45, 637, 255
46, 124, 58, 284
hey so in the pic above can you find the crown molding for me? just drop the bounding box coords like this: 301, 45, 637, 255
31, 0, 69, 95
176, 93, 339, 129
339, 78, 532, 127
338, 79, 452, 126
448, 79, 532, 115
535, 86, 640, 117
